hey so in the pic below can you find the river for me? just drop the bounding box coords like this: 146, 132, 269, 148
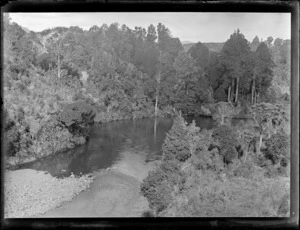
14, 116, 216, 178
16, 116, 217, 217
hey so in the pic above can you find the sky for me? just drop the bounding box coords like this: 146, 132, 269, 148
8, 13, 291, 43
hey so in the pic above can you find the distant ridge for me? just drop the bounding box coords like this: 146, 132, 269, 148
181, 41, 194, 45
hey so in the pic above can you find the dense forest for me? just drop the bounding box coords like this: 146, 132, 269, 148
3, 14, 291, 217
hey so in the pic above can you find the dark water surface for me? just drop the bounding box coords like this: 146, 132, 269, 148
13, 116, 216, 178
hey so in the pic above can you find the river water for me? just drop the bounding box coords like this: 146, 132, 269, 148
13, 116, 247, 178
16, 116, 249, 217
14, 116, 213, 178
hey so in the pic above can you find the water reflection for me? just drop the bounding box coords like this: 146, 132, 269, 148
14, 118, 173, 177
12, 116, 222, 177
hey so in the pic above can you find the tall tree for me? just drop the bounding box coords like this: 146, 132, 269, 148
188, 42, 210, 71
221, 29, 251, 103
254, 42, 275, 103
146, 24, 157, 43
250, 35, 260, 51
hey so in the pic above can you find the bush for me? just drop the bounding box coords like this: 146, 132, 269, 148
192, 148, 224, 173
211, 125, 239, 164
140, 168, 173, 213
264, 132, 289, 165
222, 145, 238, 164
141, 158, 185, 214
212, 125, 238, 147
5, 124, 21, 157
58, 100, 96, 137
33, 115, 85, 158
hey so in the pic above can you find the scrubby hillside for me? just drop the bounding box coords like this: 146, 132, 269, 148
141, 114, 290, 217
3, 15, 291, 171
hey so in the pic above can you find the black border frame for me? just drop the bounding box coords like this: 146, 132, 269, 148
1, 1, 299, 229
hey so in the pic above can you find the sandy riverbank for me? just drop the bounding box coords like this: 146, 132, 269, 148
4, 169, 94, 218
4, 151, 158, 218
38, 151, 158, 217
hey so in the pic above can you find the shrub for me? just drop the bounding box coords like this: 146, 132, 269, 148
212, 125, 238, 147
211, 125, 239, 164
140, 168, 172, 213
58, 100, 96, 137
222, 145, 238, 164
193, 147, 224, 173
141, 158, 185, 214
5, 124, 21, 157
264, 132, 289, 165
33, 115, 85, 158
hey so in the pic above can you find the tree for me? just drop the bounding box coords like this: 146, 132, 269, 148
250, 35, 260, 51
157, 23, 171, 51
188, 42, 210, 71
266, 36, 274, 47
162, 115, 191, 162
174, 51, 197, 95
274, 38, 283, 47
255, 42, 275, 103
221, 29, 251, 103
250, 102, 276, 155
46, 29, 78, 78
146, 24, 157, 43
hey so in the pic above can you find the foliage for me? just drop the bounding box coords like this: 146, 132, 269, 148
162, 115, 191, 162
5, 121, 21, 157
58, 100, 96, 137
212, 125, 239, 164
161, 169, 290, 217
192, 147, 224, 173
140, 159, 185, 214
188, 42, 210, 70
263, 132, 289, 165
32, 115, 85, 159
211, 102, 235, 125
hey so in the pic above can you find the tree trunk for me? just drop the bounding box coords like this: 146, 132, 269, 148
154, 71, 161, 117
258, 134, 263, 155
231, 78, 234, 101
154, 117, 157, 138
57, 49, 61, 79
221, 115, 224, 125
235, 77, 239, 103
251, 79, 255, 104
228, 86, 231, 102
244, 150, 248, 164
154, 91, 159, 117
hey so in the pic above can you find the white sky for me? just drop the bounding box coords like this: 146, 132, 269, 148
8, 13, 291, 43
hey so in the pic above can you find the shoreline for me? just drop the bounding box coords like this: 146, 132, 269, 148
4, 151, 158, 218
4, 169, 94, 218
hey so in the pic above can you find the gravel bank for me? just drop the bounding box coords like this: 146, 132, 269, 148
4, 169, 94, 218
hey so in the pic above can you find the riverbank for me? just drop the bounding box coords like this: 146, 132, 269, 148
35, 151, 157, 217
39, 170, 150, 217
5, 151, 158, 218
4, 169, 94, 218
